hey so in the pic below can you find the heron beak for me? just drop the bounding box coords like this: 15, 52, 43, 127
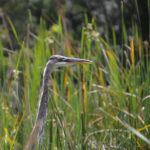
65, 57, 92, 65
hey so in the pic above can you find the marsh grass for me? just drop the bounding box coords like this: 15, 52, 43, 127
0, 3, 150, 150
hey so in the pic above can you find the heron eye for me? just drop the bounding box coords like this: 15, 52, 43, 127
60, 58, 65, 62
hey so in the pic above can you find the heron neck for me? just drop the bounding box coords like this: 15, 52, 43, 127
36, 63, 53, 122
42, 65, 52, 91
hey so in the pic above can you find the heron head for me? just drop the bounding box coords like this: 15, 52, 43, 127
48, 55, 92, 68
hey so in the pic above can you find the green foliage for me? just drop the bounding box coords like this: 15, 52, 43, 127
0, 8, 150, 150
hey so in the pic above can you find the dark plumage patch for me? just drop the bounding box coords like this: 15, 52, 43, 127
49, 55, 66, 62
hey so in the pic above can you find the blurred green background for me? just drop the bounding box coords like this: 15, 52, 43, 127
0, 0, 149, 49
0, 0, 150, 150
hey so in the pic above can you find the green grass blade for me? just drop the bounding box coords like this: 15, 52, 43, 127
7, 16, 20, 43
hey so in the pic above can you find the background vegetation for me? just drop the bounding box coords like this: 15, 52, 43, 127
0, 0, 150, 149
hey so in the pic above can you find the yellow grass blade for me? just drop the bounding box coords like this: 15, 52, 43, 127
83, 76, 88, 114
130, 38, 135, 67
138, 36, 142, 58
11, 113, 20, 136
10, 112, 25, 149
64, 71, 68, 92
98, 67, 105, 86
137, 124, 150, 132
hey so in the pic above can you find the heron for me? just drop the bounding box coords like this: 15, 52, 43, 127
25, 55, 92, 150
